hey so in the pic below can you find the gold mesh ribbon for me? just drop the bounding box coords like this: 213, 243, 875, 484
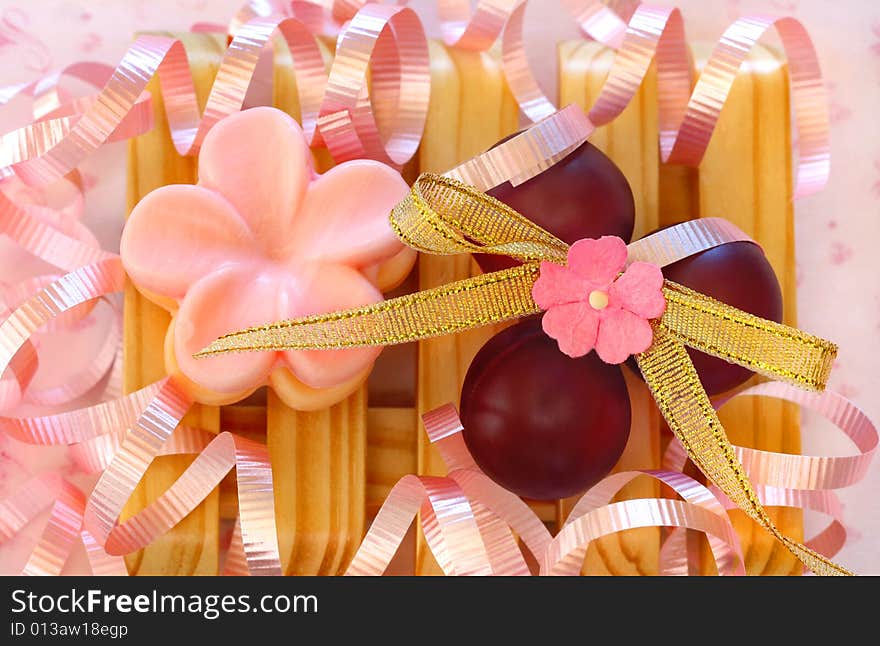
199, 174, 847, 575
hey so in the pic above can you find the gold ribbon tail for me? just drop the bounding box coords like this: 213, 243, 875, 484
636, 324, 851, 576
196, 264, 542, 356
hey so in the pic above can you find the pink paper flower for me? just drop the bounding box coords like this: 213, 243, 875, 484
531, 236, 665, 364
121, 107, 414, 409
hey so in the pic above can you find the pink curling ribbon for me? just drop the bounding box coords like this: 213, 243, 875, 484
227, 1, 828, 195
1, 7, 432, 178
230, 0, 341, 37
317, 4, 429, 166
0, 424, 237, 574
347, 403, 745, 576
443, 103, 594, 191
0, 473, 127, 575
0, 177, 116, 409
662, 381, 876, 568
0, 258, 283, 574
501, 2, 829, 197
1, 16, 327, 185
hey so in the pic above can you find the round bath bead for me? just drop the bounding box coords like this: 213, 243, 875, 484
475, 140, 635, 273
460, 318, 631, 500
653, 238, 783, 395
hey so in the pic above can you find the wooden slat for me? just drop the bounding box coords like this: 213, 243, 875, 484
695, 44, 803, 576
125, 32, 802, 577
123, 32, 225, 575
366, 407, 418, 513
126, 32, 368, 576
414, 43, 520, 575
267, 34, 367, 576
558, 40, 662, 575
267, 388, 366, 575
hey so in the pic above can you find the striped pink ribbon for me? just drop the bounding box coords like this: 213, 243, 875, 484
0, 257, 281, 574
347, 403, 746, 576
662, 381, 877, 568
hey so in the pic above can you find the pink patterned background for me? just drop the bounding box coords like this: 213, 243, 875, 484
0, 0, 878, 573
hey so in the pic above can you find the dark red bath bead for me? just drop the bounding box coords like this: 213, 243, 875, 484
460, 318, 631, 500
475, 140, 636, 273
657, 238, 783, 395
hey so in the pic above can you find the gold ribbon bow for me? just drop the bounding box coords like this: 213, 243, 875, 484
199, 173, 846, 576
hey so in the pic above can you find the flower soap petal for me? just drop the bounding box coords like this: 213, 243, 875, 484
595, 308, 653, 364
541, 302, 599, 358
174, 265, 279, 395
121, 184, 255, 301
288, 160, 410, 269
532, 261, 589, 309
278, 263, 383, 389
198, 107, 311, 244
609, 261, 666, 319
567, 236, 627, 286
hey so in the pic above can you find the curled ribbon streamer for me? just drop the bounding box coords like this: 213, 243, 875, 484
1, 1, 828, 191
267, 0, 515, 50
434, 0, 520, 50
3, 16, 327, 186
317, 4, 429, 166
347, 400, 532, 575
0, 256, 281, 573
0, 474, 127, 576
2, 6, 432, 181
0, 167, 121, 410
99, 428, 282, 576
60, 369, 281, 574
0, 61, 152, 176
0, 380, 162, 445
499, 2, 828, 196
22, 300, 120, 407
230, 1, 343, 38
0, 190, 113, 272
348, 403, 744, 576
0, 257, 125, 381
69, 424, 216, 475
725, 382, 877, 492
544, 469, 744, 576
0, 278, 118, 410
0, 96, 153, 176
346, 474, 493, 575
1, 276, 98, 334
662, 381, 876, 567
206, 170, 847, 575
444, 103, 594, 191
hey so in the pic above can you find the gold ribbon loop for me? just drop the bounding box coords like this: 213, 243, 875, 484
392, 174, 569, 263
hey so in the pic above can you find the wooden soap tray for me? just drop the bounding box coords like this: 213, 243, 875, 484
124, 32, 802, 575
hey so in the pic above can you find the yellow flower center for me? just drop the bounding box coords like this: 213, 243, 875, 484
588, 290, 609, 310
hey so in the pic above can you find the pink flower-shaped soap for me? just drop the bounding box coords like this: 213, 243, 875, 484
121, 107, 415, 410
531, 236, 666, 364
